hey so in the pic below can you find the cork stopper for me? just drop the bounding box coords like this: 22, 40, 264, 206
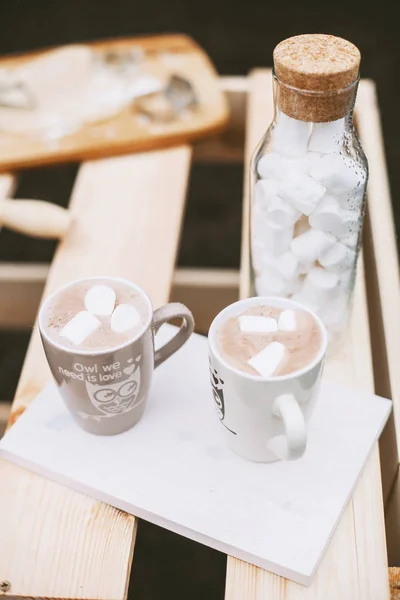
273, 34, 361, 122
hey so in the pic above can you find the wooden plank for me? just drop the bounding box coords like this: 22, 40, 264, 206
0, 146, 191, 599
226, 69, 389, 600
0, 263, 49, 329
0, 35, 227, 172
356, 80, 400, 503
171, 268, 239, 334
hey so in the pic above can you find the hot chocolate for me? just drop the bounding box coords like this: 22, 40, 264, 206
42, 277, 149, 351
217, 304, 322, 377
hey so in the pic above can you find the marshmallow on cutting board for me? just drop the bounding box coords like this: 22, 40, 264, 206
60, 311, 101, 346
84, 285, 116, 316
248, 342, 287, 378
239, 316, 278, 333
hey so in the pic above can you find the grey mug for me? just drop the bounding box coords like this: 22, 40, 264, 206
38, 276, 195, 435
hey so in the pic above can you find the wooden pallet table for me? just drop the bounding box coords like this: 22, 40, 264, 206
0, 70, 399, 600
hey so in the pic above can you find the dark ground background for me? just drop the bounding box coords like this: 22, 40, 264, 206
0, 0, 398, 598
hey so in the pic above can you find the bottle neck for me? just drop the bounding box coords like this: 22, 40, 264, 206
272, 72, 359, 124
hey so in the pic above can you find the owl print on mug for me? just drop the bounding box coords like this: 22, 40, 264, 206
209, 362, 236, 435
85, 357, 141, 416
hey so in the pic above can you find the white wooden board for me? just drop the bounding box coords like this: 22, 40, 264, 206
0, 326, 391, 586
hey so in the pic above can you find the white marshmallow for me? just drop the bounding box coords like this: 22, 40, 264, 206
255, 270, 290, 296
264, 250, 299, 281
340, 232, 359, 248
111, 304, 141, 333
301, 267, 339, 307
291, 229, 335, 263
309, 195, 359, 238
308, 118, 345, 154
279, 174, 326, 216
310, 154, 365, 195
273, 113, 311, 158
253, 217, 293, 257
297, 151, 324, 176
254, 179, 280, 211
257, 153, 284, 180
265, 198, 300, 228
298, 261, 313, 274
84, 284, 116, 316
278, 310, 297, 331
319, 242, 356, 271
60, 311, 101, 346
339, 269, 353, 287
248, 342, 287, 378
239, 316, 278, 334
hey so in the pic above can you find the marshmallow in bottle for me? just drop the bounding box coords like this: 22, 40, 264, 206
257, 153, 285, 180
248, 342, 287, 378
255, 269, 293, 296
84, 284, 116, 316
264, 250, 299, 281
340, 232, 358, 248
253, 217, 293, 257
310, 153, 364, 195
278, 310, 297, 331
291, 228, 335, 263
279, 174, 326, 216
111, 304, 141, 333
254, 179, 280, 212
319, 242, 356, 271
273, 112, 312, 158
309, 195, 359, 238
266, 198, 300, 228
308, 118, 346, 154
239, 316, 278, 334
60, 311, 101, 346
319, 293, 348, 332
301, 267, 339, 307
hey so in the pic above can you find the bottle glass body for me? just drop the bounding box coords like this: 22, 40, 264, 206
250, 75, 368, 351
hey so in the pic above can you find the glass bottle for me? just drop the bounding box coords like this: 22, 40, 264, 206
250, 34, 368, 351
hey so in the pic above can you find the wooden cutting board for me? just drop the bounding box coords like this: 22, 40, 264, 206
0, 34, 228, 171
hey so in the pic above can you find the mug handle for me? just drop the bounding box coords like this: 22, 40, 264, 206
153, 303, 195, 368
272, 394, 307, 460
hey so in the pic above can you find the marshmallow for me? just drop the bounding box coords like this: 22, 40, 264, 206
266, 198, 301, 228
264, 250, 299, 281
257, 153, 284, 180
308, 118, 345, 154
60, 311, 101, 346
340, 232, 359, 248
239, 316, 278, 334
254, 179, 280, 211
310, 154, 365, 195
248, 342, 287, 378
273, 113, 311, 158
339, 269, 353, 288
319, 242, 356, 271
309, 196, 359, 238
255, 269, 291, 296
279, 174, 326, 216
84, 284, 116, 316
291, 229, 335, 263
111, 304, 141, 333
253, 217, 293, 257
301, 267, 339, 307
297, 151, 324, 176
278, 310, 297, 331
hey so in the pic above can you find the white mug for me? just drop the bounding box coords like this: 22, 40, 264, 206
208, 296, 327, 462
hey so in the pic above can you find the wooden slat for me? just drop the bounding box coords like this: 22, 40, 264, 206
0, 146, 191, 599
226, 69, 389, 600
